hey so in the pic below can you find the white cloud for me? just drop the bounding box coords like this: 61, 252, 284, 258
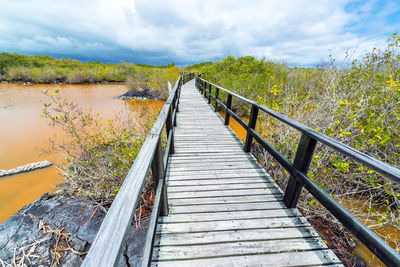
0, 0, 397, 65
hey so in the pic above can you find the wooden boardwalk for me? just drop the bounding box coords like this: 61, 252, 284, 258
151, 80, 342, 266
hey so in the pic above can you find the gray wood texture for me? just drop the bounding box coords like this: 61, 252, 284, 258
152, 79, 342, 266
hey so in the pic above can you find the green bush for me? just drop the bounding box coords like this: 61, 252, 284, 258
41, 90, 158, 206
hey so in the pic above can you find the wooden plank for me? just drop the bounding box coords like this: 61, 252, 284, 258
169, 158, 254, 166
170, 154, 250, 161
156, 217, 311, 234
169, 159, 257, 165
171, 152, 248, 157
151, 250, 341, 266
174, 139, 240, 143
174, 132, 236, 136
152, 238, 328, 261
174, 149, 244, 154
167, 182, 275, 193
174, 131, 236, 136
174, 142, 242, 147
169, 160, 257, 166
168, 165, 261, 172
167, 177, 269, 186
154, 227, 320, 246
159, 209, 300, 223
175, 128, 230, 132
167, 168, 267, 176
168, 188, 282, 199
169, 202, 286, 214
166, 173, 272, 181
174, 146, 246, 151
168, 195, 282, 206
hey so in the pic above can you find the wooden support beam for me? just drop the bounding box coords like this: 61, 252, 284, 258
151, 138, 168, 216
283, 134, 317, 208
224, 94, 232, 125
215, 88, 219, 112
244, 104, 259, 152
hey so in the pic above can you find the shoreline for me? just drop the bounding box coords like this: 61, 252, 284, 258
0, 80, 125, 85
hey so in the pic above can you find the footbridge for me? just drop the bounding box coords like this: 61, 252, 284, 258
82, 74, 400, 266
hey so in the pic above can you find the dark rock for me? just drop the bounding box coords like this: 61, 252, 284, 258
115, 88, 163, 100
0, 191, 148, 266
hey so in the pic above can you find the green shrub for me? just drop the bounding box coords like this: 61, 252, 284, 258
41, 90, 158, 205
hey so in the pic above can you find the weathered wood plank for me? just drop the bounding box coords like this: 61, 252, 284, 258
169, 202, 286, 214
166, 173, 272, 181
174, 142, 242, 148
159, 209, 300, 223
170, 151, 247, 157
167, 177, 269, 186
174, 150, 245, 155
152, 238, 328, 261
156, 217, 311, 234
153, 227, 320, 246
167, 168, 267, 176
151, 250, 341, 266
168, 195, 282, 206
168, 188, 282, 199
169, 158, 255, 166
167, 182, 275, 193
170, 154, 251, 161
168, 165, 261, 172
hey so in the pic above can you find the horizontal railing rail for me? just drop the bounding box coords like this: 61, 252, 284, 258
195, 76, 400, 266
82, 73, 194, 267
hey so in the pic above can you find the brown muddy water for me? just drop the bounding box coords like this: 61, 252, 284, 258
0, 83, 164, 223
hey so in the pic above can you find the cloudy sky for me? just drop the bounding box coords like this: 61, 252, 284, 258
0, 0, 399, 66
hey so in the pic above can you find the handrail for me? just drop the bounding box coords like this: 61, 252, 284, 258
195, 76, 400, 266
82, 72, 194, 267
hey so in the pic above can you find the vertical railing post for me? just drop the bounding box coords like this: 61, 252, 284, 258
171, 91, 177, 127
214, 87, 219, 112
283, 133, 317, 208
151, 138, 169, 216
224, 94, 232, 125
244, 104, 259, 152
173, 102, 177, 127
176, 80, 181, 113
208, 83, 211, 103
166, 107, 174, 154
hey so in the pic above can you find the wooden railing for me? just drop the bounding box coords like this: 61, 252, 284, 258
82, 73, 194, 267
195, 76, 400, 266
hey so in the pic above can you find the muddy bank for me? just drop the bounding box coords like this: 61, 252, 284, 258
0, 191, 148, 266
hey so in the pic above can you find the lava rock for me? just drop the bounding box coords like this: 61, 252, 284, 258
0, 191, 148, 266
115, 88, 163, 100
